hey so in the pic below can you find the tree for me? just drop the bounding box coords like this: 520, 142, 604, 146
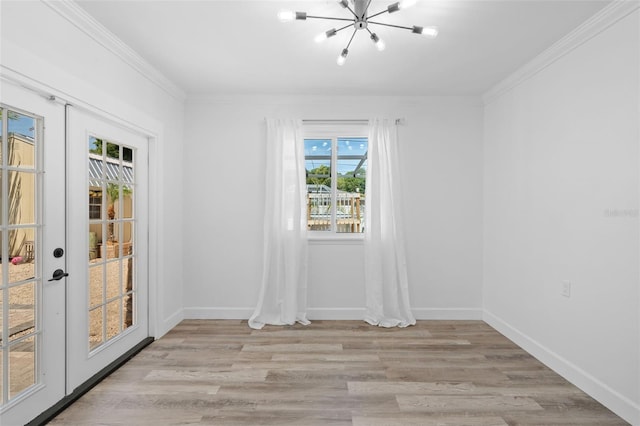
337, 167, 366, 193
106, 183, 132, 242
306, 165, 331, 189
90, 138, 133, 161
90, 138, 120, 158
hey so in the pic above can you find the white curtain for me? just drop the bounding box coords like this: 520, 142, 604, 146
364, 118, 416, 328
249, 119, 310, 329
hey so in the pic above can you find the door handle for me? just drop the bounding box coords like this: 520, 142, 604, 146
48, 269, 69, 281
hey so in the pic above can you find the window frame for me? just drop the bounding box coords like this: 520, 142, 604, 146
303, 123, 368, 242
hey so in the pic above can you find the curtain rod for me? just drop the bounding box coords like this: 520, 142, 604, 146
302, 119, 405, 125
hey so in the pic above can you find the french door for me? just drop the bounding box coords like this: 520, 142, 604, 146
0, 83, 150, 424
66, 108, 149, 392
0, 85, 66, 425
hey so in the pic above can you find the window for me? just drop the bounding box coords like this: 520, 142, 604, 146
304, 129, 368, 234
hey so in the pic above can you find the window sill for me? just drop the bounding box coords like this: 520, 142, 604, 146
308, 233, 364, 245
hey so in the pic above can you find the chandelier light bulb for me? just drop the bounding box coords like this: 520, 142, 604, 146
413, 25, 438, 38
371, 33, 386, 51
337, 49, 349, 66
337, 0, 349, 7
277, 10, 295, 22
315, 28, 338, 43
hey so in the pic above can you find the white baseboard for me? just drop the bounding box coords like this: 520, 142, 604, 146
308, 307, 484, 320
183, 307, 483, 321
157, 309, 184, 338
483, 309, 640, 425
413, 308, 483, 320
307, 308, 365, 320
184, 307, 254, 319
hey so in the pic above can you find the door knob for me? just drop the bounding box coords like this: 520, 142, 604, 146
48, 269, 69, 281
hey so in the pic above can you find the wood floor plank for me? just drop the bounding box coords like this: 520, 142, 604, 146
241, 343, 343, 352
50, 320, 628, 425
144, 368, 268, 383
348, 381, 476, 395
397, 394, 544, 412
352, 415, 510, 426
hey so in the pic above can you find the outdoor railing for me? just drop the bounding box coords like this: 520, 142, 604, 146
307, 192, 364, 233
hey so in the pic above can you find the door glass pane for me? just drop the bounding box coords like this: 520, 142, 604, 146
1, 107, 41, 405
89, 307, 104, 351
122, 186, 133, 219
8, 282, 35, 341
88, 136, 136, 352
106, 299, 121, 341
0, 109, 3, 163
106, 260, 121, 301
8, 171, 35, 225
7, 112, 35, 168
106, 142, 119, 161
8, 228, 35, 284
9, 336, 35, 398
88, 264, 104, 310
123, 260, 133, 330
0, 290, 3, 342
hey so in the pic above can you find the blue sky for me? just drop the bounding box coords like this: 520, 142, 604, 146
4, 111, 36, 139
305, 137, 368, 175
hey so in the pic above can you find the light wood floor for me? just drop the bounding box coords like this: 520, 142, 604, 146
49, 320, 628, 425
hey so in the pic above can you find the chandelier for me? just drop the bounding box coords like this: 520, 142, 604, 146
278, 0, 438, 66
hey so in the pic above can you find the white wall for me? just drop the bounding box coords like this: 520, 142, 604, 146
1, 1, 185, 337
183, 95, 483, 320
483, 9, 640, 424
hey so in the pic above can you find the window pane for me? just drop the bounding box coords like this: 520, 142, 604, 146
89, 264, 104, 309
89, 306, 104, 350
337, 138, 367, 233
8, 282, 35, 341
7, 111, 35, 168
9, 335, 35, 398
9, 171, 36, 225
305, 139, 332, 231
106, 299, 121, 341
106, 142, 119, 160
0, 109, 3, 163
0, 289, 3, 342
8, 229, 36, 283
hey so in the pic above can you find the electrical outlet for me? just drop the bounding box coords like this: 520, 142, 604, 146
561, 281, 571, 298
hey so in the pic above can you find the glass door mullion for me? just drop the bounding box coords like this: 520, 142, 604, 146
1, 106, 9, 405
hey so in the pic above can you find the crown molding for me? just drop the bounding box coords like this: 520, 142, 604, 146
43, 0, 186, 103
483, 0, 640, 105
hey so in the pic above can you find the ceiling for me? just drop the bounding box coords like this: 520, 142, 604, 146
75, 0, 611, 97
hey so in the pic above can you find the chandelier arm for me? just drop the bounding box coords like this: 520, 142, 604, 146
336, 22, 356, 33
367, 20, 413, 31
345, 28, 358, 50
366, 9, 390, 20
306, 15, 356, 23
